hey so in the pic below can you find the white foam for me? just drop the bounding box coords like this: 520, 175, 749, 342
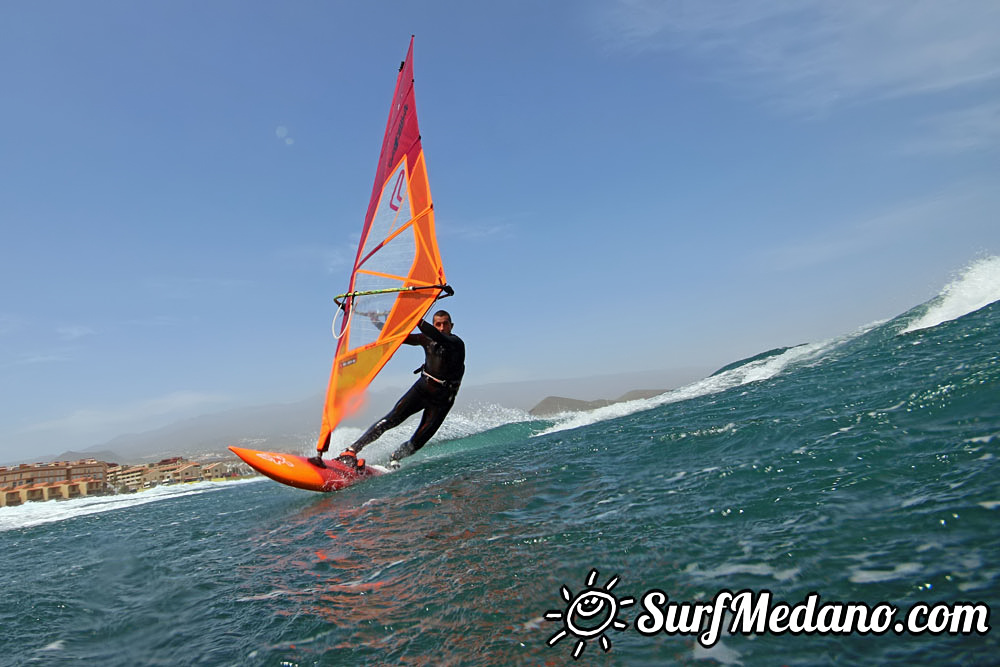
692, 638, 744, 665
288, 402, 536, 464
536, 336, 849, 437
434, 402, 534, 441
848, 562, 923, 583
684, 562, 801, 583
0, 478, 263, 532
904, 255, 1000, 333
36, 640, 66, 652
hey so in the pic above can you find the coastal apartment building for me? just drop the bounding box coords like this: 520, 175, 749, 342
140, 462, 203, 487
104, 459, 250, 493
2, 456, 253, 506
0, 459, 108, 507
104, 459, 205, 492
106, 465, 147, 492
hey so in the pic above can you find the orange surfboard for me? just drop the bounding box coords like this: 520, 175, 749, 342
229, 446, 386, 493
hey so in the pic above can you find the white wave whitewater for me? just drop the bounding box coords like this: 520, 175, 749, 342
904, 255, 1000, 333
540, 255, 1000, 437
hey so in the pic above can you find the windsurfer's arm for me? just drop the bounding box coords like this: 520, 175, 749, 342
416, 318, 448, 344
415, 318, 462, 349
403, 332, 425, 346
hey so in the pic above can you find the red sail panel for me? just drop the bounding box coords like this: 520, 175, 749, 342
317, 38, 445, 451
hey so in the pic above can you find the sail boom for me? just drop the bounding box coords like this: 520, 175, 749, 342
334, 283, 448, 307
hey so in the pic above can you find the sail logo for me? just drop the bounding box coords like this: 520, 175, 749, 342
257, 453, 294, 468
544, 569, 634, 659
387, 103, 409, 169
388, 170, 407, 211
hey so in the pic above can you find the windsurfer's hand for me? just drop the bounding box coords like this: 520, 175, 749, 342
441, 284, 454, 297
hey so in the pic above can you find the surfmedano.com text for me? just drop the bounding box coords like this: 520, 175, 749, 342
635, 589, 991, 647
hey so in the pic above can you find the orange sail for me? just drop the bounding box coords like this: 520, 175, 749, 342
317, 37, 447, 452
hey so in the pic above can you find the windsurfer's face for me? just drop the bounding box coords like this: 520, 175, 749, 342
432, 315, 453, 334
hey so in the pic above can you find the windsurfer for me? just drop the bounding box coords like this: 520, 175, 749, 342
311, 309, 465, 470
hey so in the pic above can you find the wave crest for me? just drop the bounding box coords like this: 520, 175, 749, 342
904, 256, 1000, 333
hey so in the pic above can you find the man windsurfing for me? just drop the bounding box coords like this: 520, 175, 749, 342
311, 309, 465, 470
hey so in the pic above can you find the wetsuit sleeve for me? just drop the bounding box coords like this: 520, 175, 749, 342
403, 333, 426, 346
416, 319, 456, 347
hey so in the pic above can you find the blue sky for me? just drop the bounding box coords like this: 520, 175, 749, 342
2, 1, 998, 461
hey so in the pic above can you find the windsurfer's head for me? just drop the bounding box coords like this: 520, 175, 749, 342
432, 310, 453, 334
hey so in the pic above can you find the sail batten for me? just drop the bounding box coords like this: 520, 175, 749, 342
317, 38, 445, 451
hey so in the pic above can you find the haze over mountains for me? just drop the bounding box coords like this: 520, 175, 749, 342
14, 366, 708, 466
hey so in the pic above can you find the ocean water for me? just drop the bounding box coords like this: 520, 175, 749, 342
2, 257, 999, 666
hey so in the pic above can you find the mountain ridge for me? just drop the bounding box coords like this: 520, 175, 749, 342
7, 366, 709, 466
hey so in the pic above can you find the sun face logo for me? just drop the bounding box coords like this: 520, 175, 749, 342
545, 569, 634, 659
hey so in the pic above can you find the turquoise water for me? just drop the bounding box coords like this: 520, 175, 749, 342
2, 260, 998, 665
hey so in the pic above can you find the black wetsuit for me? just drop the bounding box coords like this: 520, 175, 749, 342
350, 319, 465, 462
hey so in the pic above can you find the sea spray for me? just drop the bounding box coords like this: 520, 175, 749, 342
904, 255, 1000, 333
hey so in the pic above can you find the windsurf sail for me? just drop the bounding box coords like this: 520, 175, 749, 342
317, 37, 448, 452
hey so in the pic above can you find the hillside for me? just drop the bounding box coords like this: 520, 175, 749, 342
528, 389, 667, 416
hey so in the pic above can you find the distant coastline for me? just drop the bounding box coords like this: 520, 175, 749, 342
527, 389, 668, 416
